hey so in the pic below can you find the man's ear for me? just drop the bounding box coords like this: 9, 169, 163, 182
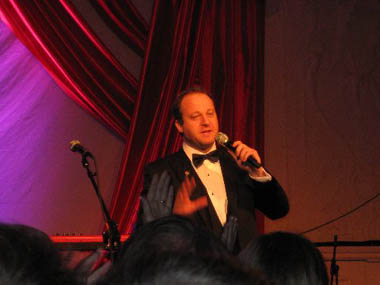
175, 120, 183, 134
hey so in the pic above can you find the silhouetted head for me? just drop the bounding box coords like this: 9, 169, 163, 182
104, 215, 234, 283
0, 223, 76, 285
133, 252, 269, 285
239, 231, 328, 285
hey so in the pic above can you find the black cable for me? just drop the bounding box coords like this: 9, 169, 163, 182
299, 192, 380, 235
333, 259, 380, 263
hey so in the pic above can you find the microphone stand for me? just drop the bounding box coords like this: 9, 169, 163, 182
315, 237, 380, 285
330, 235, 339, 285
80, 152, 121, 262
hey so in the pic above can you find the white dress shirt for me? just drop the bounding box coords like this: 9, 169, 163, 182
183, 142, 272, 225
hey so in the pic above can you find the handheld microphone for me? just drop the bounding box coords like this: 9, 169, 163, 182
69, 140, 94, 158
215, 132, 261, 168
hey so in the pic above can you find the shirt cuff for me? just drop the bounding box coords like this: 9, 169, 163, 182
249, 168, 272, 182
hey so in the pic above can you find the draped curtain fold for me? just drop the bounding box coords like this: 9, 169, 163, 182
110, 0, 265, 234
0, 0, 143, 139
89, 0, 149, 57
0, 0, 264, 234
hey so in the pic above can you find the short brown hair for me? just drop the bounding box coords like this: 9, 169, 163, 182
171, 86, 214, 125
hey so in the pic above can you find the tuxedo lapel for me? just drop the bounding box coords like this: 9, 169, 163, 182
218, 147, 238, 218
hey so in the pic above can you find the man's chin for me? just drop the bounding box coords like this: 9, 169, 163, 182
198, 141, 215, 151
184, 138, 215, 152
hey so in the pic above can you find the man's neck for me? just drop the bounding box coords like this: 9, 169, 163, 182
183, 141, 216, 155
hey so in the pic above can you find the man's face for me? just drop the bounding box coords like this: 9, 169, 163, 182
175, 92, 219, 153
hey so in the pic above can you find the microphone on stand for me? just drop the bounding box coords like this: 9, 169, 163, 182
69, 140, 94, 158
69, 139, 120, 261
215, 132, 262, 168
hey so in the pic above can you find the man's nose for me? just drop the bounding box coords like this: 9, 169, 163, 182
200, 115, 210, 125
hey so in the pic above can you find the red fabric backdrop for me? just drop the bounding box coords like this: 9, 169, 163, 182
0, 0, 139, 139
0, 0, 265, 234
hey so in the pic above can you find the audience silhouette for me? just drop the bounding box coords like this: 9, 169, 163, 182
0, 223, 77, 284
239, 231, 329, 285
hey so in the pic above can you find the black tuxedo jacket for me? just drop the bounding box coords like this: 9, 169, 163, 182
141, 146, 289, 249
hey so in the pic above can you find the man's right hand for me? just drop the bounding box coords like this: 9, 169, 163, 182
172, 175, 208, 216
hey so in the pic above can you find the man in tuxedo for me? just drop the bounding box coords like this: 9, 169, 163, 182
141, 87, 289, 251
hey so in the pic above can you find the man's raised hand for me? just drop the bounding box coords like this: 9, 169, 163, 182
173, 175, 208, 216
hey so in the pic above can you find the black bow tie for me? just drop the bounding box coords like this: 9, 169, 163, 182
192, 150, 219, 168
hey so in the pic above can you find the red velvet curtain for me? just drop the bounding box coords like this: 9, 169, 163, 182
89, 0, 148, 58
0, 0, 143, 139
0, 0, 264, 234
110, 0, 265, 234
